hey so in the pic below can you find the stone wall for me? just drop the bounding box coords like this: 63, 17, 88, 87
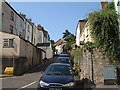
79, 48, 112, 87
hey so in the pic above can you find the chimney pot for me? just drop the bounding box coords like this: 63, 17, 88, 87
101, 1, 108, 9
37, 24, 42, 30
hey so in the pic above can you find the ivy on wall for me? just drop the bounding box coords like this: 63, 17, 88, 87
89, 2, 120, 62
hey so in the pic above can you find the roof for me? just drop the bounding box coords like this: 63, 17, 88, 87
76, 19, 88, 36
56, 39, 66, 43
56, 39, 66, 46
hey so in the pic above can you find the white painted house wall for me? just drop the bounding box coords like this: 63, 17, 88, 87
76, 22, 80, 46
22, 19, 26, 39
16, 15, 24, 37
56, 43, 65, 54
25, 20, 32, 43
114, 0, 119, 13
37, 30, 43, 43
114, 0, 120, 39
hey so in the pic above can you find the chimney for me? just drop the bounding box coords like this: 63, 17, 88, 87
37, 24, 42, 30
29, 18, 32, 22
19, 13, 26, 18
88, 12, 92, 18
101, 1, 108, 9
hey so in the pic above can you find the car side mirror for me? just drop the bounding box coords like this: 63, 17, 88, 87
41, 71, 44, 74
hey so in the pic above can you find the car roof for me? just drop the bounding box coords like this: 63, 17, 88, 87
50, 63, 70, 66
59, 54, 69, 56
58, 57, 70, 59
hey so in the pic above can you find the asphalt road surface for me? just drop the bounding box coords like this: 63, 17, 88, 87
2, 56, 58, 90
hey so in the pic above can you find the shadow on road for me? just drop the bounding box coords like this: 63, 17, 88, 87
75, 78, 96, 90
25, 56, 58, 74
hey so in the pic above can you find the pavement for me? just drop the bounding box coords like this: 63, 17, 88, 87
1, 56, 58, 89
0, 75, 13, 78
0, 55, 58, 79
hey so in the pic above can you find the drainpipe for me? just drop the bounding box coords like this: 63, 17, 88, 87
87, 44, 90, 84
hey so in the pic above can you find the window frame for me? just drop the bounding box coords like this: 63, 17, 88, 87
10, 25, 13, 34
3, 39, 14, 48
10, 11, 14, 21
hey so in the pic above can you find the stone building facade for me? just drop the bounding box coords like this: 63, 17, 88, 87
0, 2, 53, 75
1, 32, 43, 75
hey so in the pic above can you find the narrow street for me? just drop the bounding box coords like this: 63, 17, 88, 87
2, 56, 58, 89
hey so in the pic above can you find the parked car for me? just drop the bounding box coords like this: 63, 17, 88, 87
55, 57, 72, 66
61, 52, 67, 54
38, 63, 75, 90
59, 54, 69, 57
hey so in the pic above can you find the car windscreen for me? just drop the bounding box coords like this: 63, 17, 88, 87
61, 52, 67, 54
45, 65, 72, 75
59, 55, 69, 57
56, 58, 70, 64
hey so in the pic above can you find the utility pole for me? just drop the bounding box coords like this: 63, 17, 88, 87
87, 44, 90, 84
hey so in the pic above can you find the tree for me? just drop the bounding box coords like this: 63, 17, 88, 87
64, 43, 72, 52
50, 40, 55, 45
64, 34, 76, 42
63, 30, 71, 39
63, 30, 76, 43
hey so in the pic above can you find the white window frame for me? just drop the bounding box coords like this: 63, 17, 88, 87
3, 39, 14, 48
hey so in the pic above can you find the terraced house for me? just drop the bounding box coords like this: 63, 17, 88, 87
0, 2, 53, 75
76, 1, 108, 47
76, 18, 94, 48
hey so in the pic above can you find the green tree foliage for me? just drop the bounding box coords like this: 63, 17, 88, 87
64, 34, 76, 42
63, 30, 71, 39
50, 40, 55, 45
64, 43, 72, 52
62, 30, 76, 52
89, 2, 120, 62
63, 30, 76, 43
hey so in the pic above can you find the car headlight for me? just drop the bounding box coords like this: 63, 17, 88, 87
64, 82, 74, 87
39, 80, 49, 86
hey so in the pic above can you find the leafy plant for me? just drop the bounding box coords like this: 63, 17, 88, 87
89, 2, 120, 63
64, 43, 72, 51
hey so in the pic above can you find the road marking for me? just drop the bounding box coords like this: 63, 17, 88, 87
17, 81, 36, 90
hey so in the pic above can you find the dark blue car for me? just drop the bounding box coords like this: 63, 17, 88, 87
55, 57, 72, 67
38, 63, 75, 90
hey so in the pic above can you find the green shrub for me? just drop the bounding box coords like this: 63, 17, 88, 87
89, 2, 120, 62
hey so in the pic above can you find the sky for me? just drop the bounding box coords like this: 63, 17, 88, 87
10, 2, 102, 42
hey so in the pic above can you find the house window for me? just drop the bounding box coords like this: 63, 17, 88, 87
28, 25, 30, 32
25, 21, 26, 30
10, 25, 13, 34
27, 36, 29, 41
3, 39, 14, 48
20, 21, 23, 27
10, 11, 14, 21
